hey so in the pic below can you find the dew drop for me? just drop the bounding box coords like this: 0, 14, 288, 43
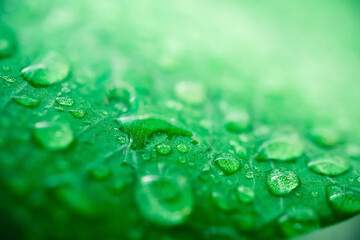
214, 153, 241, 175
142, 153, 151, 161
56, 96, 74, 107
266, 168, 300, 196
107, 82, 135, 104
13, 96, 40, 108
211, 191, 232, 211
309, 127, 341, 148
256, 136, 304, 162
34, 115, 73, 150
136, 175, 193, 226
307, 155, 350, 176
176, 143, 188, 154
174, 81, 205, 105
157, 144, 172, 155
236, 186, 254, 203
21, 51, 70, 87
178, 156, 186, 164
116, 135, 128, 145
245, 171, 254, 179
68, 109, 87, 119
117, 115, 192, 150
88, 165, 112, 181
326, 185, 360, 215
278, 207, 319, 238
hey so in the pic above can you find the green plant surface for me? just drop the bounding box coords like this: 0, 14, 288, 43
0, 0, 360, 239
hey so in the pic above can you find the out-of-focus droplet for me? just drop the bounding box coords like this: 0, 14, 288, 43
136, 174, 193, 226
307, 155, 350, 176
21, 51, 70, 87
174, 81, 205, 105
309, 127, 342, 148
13, 96, 40, 108
68, 109, 87, 119
34, 115, 73, 150
236, 185, 254, 203
326, 185, 360, 215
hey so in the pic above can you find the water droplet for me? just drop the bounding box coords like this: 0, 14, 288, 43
278, 207, 319, 238
309, 127, 341, 148
157, 144, 172, 155
211, 191, 232, 211
201, 164, 210, 172
34, 115, 73, 150
117, 135, 128, 145
256, 136, 304, 162
0, 30, 16, 59
307, 155, 350, 176
117, 115, 192, 150
21, 51, 70, 87
236, 186, 254, 203
176, 144, 188, 154
174, 81, 206, 105
178, 156, 186, 164
56, 96, 74, 107
266, 168, 300, 196
68, 109, 87, 119
1, 76, 16, 83
224, 110, 251, 133
245, 171, 254, 179
55, 106, 64, 112
214, 153, 241, 175
88, 165, 112, 181
188, 161, 195, 168
357, 177, 360, 183
142, 153, 152, 161
107, 82, 135, 104
229, 140, 247, 159
13, 96, 40, 108
311, 191, 319, 198
326, 185, 360, 215
295, 190, 303, 197
136, 175, 193, 226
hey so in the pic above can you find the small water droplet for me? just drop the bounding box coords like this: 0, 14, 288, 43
34, 115, 73, 150
157, 144, 172, 155
214, 153, 241, 175
88, 165, 111, 181
1, 76, 16, 83
13, 96, 40, 108
266, 168, 300, 196
117, 135, 128, 145
136, 175, 193, 226
236, 186, 254, 203
174, 81, 206, 105
55, 106, 64, 112
311, 191, 319, 198
256, 136, 304, 162
245, 171, 254, 179
142, 153, 151, 161
176, 144, 188, 154
188, 161, 195, 168
211, 191, 232, 211
56, 96, 74, 107
295, 190, 303, 197
201, 164, 210, 172
309, 127, 341, 148
307, 155, 350, 176
278, 207, 319, 237
178, 156, 186, 164
21, 51, 70, 87
326, 185, 360, 215
68, 109, 87, 119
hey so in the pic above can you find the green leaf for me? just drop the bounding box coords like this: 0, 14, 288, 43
1, 0, 360, 240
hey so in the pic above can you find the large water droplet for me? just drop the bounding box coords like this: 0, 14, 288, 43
21, 52, 70, 87
68, 109, 87, 119
157, 144, 172, 155
56, 96, 75, 107
236, 185, 254, 203
326, 185, 360, 215
214, 153, 241, 175
34, 115, 73, 150
307, 155, 350, 176
13, 96, 40, 108
224, 110, 251, 133
174, 81, 205, 105
117, 115, 192, 150
278, 207, 319, 237
266, 168, 300, 196
309, 127, 341, 148
136, 175, 193, 226
256, 136, 304, 162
